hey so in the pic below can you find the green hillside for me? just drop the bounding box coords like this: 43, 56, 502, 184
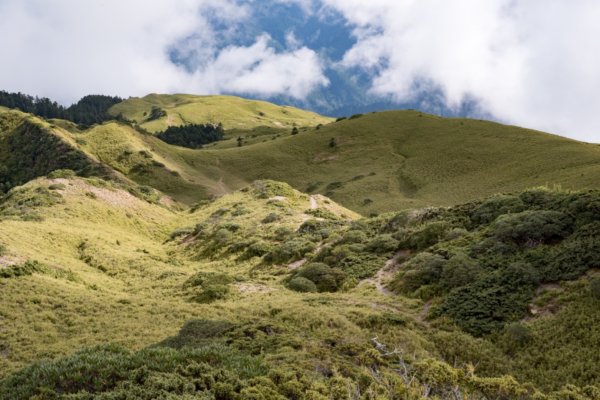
9, 99, 600, 215
73, 109, 600, 214
0, 177, 598, 399
108, 94, 334, 132
2, 97, 600, 399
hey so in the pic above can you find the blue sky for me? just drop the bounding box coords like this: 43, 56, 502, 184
1, 0, 599, 142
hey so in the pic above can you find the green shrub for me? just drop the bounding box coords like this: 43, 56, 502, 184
169, 227, 194, 240
391, 252, 446, 294
192, 284, 230, 303
471, 195, 525, 225
439, 253, 481, 290
365, 234, 399, 254
340, 230, 368, 244
287, 276, 318, 293
504, 322, 532, 347
292, 262, 346, 292
0, 260, 47, 279
0, 344, 267, 400
325, 181, 344, 191
405, 221, 452, 250
48, 183, 66, 190
262, 212, 280, 224
47, 169, 76, 179
491, 210, 572, 246
184, 272, 233, 288
305, 208, 339, 220
244, 241, 273, 258
213, 228, 234, 247
252, 180, 295, 199
273, 227, 293, 241
265, 238, 316, 264
184, 272, 233, 303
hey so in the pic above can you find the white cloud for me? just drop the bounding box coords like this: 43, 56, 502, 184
321, 0, 600, 142
0, 0, 328, 104
192, 35, 328, 98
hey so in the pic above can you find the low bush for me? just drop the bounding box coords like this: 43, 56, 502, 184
287, 276, 318, 293
261, 212, 280, 224
265, 238, 316, 264
0, 260, 47, 279
47, 169, 76, 179
184, 272, 233, 303
291, 262, 346, 292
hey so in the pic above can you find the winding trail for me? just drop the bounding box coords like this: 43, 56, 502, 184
360, 250, 411, 295
288, 196, 324, 270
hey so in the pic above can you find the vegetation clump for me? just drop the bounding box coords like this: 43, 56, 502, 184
386, 187, 600, 335
184, 271, 233, 303
289, 262, 346, 292
156, 123, 224, 149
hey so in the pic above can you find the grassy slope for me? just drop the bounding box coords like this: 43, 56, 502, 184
203, 111, 600, 214
1, 178, 599, 398
108, 94, 334, 132
88, 110, 600, 214
0, 178, 389, 378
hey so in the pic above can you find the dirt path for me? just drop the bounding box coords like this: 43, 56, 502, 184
360, 250, 410, 295
288, 242, 326, 270
309, 195, 318, 210
417, 300, 432, 325
288, 258, 307, 270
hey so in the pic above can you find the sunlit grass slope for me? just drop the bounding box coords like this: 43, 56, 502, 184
99, 110, 600, 214
8, 106, 600, 215
108, 94, 334, 132
0, 178, 366, 377
1, 178, 599, 398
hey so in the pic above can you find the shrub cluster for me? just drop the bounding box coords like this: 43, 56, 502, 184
156, 123, 224, 149
386, 188, 600, 335
183, 272, 233, 303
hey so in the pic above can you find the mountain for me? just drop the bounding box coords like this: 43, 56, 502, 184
108, 94, 334, 132
5, 97, 600, 213
1, 95, 599, 399
67, 101, 600, 213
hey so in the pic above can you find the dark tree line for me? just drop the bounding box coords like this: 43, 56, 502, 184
0, 91, 122, 126
157, 123, 224, 149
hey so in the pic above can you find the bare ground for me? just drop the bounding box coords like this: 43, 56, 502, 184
359, 249, 411, 295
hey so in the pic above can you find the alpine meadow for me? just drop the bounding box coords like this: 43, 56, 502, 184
1, 1, 600, 399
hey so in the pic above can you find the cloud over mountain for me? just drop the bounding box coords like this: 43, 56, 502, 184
1, 0, 600, 141
0, 0, 328, 103
319, 0, 600, 141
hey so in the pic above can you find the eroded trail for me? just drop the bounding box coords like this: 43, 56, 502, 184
360, 249, 411, 295
309, 195, 318, 210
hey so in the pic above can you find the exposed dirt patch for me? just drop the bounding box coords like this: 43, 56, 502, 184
309, 195, 318, 210
313, 153, 338, 162
234, 283, 273, 294
288, 259, 307, 271
159, 195, 177, 208
268, 196, 288, 203
0, 255, 23, 268
417, 300, 432, 325
51, 178, 140, 208
287, 242, 326, 271
526, 283, 565, 320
